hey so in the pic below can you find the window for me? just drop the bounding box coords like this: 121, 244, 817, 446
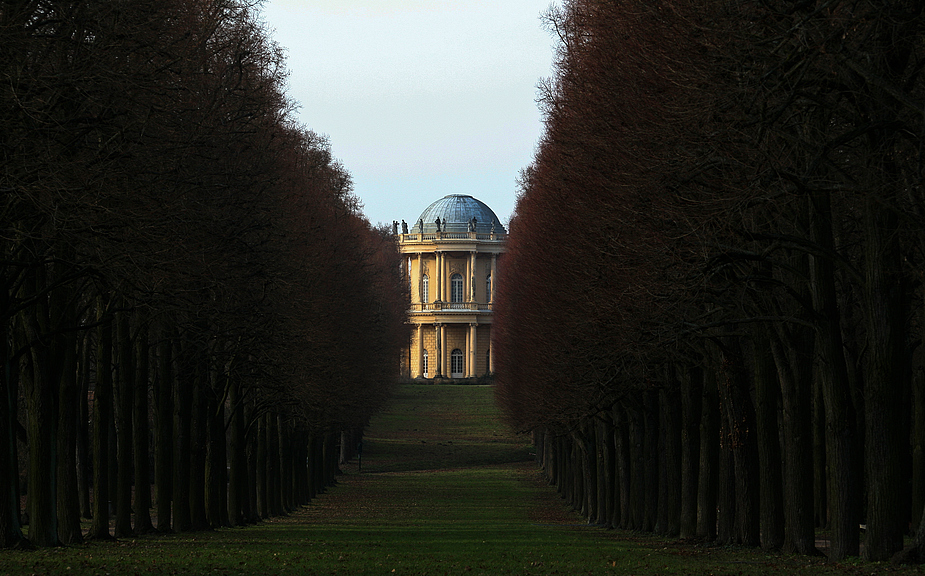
422, 350, 429, 378
486, 274, 492, 303
451, 348, 464, 378
451, 273, 463, 303
422, 274, 429, 303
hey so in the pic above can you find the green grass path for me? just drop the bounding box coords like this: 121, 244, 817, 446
282, 384, 628, 574
1, 384, 918, 575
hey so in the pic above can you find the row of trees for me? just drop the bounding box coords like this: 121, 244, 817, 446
1, 0, 408, 548
496, 0, 925, 564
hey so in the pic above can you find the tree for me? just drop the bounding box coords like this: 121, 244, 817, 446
498, 0, 925, 564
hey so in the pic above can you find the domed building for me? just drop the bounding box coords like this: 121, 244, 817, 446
395, 194, 507, 379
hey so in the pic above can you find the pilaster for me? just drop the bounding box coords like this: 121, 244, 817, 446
469, 323, 478, 377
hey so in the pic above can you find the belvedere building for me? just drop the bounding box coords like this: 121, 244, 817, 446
395, 194, 507, 379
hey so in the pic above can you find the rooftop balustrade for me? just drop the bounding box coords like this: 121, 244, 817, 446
408, 302, 493, 312
397, 231, 506, 243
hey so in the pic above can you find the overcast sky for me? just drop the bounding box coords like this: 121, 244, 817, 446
260, 0, 557, 228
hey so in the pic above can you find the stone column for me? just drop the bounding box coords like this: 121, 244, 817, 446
469, 252, 476, 302
442, 252, 448, 302
469, 323, 478, 377
441, 252, 447, 302
407, 255, 412, 303
487, 327, 493, 374
418, 253, 424, 304
417, 324, 424, 377
440, 324, 448, 378
434, 323, 442, 377
490, 254, 497, 304
435, 252, 442, 302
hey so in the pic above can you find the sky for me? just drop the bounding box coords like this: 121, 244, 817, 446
260, 0, 557, 229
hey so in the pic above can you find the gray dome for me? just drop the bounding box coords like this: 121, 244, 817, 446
411, 194, 506, 234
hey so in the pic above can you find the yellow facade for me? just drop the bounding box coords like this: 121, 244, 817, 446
395, 195, 506, 380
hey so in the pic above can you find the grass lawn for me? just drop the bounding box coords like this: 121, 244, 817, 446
1, 384, 920, 575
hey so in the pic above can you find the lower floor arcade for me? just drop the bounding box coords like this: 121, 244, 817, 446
404, 322, 492, 379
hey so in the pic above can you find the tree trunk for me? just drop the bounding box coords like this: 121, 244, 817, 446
155, 331, 173, 532
189, 376, 208, 530
279, 418, 293, 513
566, 435, 587, 510
306, 432, 318, 500
0, 306, 26, 548
88, 306, 114, 541
769, 330, 815, 554
205, 376, 227, 528
553, 433, 566, 501
20, 265, 61, 547
227, 380, 245, 526
696, 367, 719, 541
913, 368, 925, 542
753, 332, 783, 550
270, 413, 283, 516
55, 297, 81, 545
325, 431, 338, 489
76, 336, 92, 520
577, 422, 597, 523
313, 432, 326, 497
813, 373, 827, 529
862, 195, 906, 560
613, 407, 631, 530
893, 490, 925, 564
628, 402, 645, 531
107, 410, 117, 526
292, 431, 306, 506
132, 319, 153, 534
643, 390, 659, 532
256, 412, 268, 518
172, 342, 192, 532
680, 365, 702, 539
114, 308, 134, 538
246, 393, 259, 522
716, 434, 736, 546
657, 384, 681, 536
810, 189, 859, 560
244, 407, 259, 523
824, 396, 860, 560
598, 413, 616, 528
720, 338, 760, 546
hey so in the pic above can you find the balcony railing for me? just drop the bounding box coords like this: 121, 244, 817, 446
398, 231, 506, 243
408, 302, 493, 312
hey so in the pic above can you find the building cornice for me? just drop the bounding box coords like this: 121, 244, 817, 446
396, 232, 507, 255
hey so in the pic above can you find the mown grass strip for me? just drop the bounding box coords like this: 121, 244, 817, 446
1, 384, 920, 575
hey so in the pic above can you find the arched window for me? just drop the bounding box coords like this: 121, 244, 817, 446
451, 348, 464, 378
486, 274, 492, 303
422, 350, 429, 378
422, 274, 429, 303
451, 273, 463, 303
